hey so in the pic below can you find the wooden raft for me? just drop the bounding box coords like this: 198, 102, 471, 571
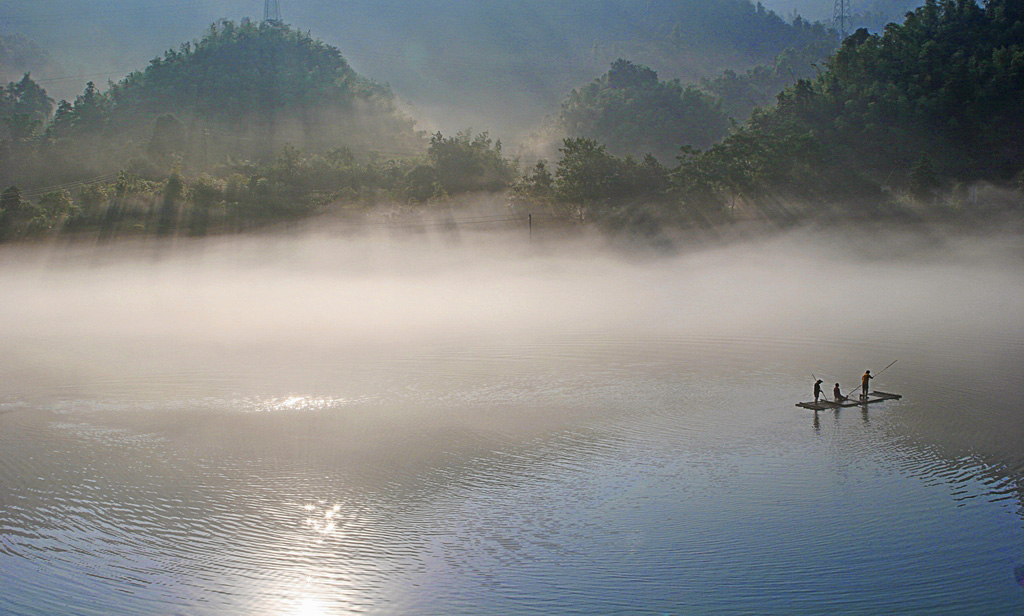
796, 391, 902, 411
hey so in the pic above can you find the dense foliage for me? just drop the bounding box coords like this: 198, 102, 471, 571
0, 73, 53, 141
654, 2, 833, 60
0, 21, 423, 196
560, 60, 729, 162
700, 40, 836, 124
1, 0, 840, 137
2, 0, 1023, 243
0, 127, 520, 240
67, 20, 417, 155
681, 0, 1024, 213
560, 34, 837, 163
104, 21, 406, 137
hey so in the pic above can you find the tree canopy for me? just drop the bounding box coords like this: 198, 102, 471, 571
678, 0, 1024, 211
0, 21, 423, 195
106, 20, 395, 125
560, 59, 730, 162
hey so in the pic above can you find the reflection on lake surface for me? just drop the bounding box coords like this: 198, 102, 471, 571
1, 230, 1023, 614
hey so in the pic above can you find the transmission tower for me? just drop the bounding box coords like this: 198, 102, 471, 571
833, 0, 851, 40
264, 0, 281, 23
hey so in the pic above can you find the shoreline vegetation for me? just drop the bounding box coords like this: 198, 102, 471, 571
1, 0, 1023, 245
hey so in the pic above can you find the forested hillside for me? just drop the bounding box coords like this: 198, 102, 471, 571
559, 60, 730, 162
1, 20, 420, 190
0, 20, 435, 240
558, 37, 835, 162
2, 0, 1020, 244
679, 0, 1024, 213
0, 0, 838, 136
511, 0, 1024, 232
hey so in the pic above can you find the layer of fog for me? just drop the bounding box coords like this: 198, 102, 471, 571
1, 224, 1022, 487
1, 225, 1021, 395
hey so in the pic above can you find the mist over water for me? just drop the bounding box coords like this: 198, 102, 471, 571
3, 227, 1021, 397
2, 227, 1024, 614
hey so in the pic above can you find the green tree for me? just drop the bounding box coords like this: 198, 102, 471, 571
403, 164, 439, 202
426, 131, 516, 195
1, 113, 41, 141
187, 175, 222, 236
37, 190, 74, 218
1, 74, 54, 122
156, 173, 183, 235
0, 186, 23, 213
68, 82, 108, 134
560, 59, 729, 162
666, 0, 1024, 214
78, 184, 110, 213
555, 137, 622, 207
0, 185, 22, 239
524, 159, 555, 198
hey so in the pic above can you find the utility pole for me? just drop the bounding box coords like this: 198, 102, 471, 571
264, 0, 281, 23
833, 0, 851, 40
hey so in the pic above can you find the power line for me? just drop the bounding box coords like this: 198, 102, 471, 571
19, 171, 121, 198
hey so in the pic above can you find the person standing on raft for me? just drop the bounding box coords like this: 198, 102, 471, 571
861, 370, 873, 399
814, 379, 824, 402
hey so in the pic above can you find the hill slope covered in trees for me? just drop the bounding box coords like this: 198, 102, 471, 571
557, 37, 835, 163
680, 0, 1024, 213
1, 0, 838, 137
2, 20, 421, 190
3, 0, 1021, 244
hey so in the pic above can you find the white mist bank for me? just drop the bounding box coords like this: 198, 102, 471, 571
0, 227, 1021, 401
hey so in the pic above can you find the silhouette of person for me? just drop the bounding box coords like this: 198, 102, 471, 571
833, 383, 845, 402
861, 370, 872, 399
814, 379, 824, 402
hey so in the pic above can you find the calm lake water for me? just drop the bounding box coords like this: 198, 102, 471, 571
1, 230, 1023, 615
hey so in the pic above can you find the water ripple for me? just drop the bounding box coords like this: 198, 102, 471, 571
1, 330, 1023, 614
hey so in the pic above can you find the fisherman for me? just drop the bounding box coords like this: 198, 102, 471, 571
814, 379, 824, 402
861, 370, 873, 399
833, 383, 845, 402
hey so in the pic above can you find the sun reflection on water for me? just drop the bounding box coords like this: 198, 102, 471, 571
305, 502, 346, 542
236, 395, 368, 413
291, 595, 330, 616
257, 501, 367, 615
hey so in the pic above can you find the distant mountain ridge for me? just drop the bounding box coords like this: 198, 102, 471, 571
1, 21, 422, 191
1, 0, 836, 138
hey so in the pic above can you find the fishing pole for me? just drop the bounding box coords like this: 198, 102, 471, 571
844, 359, 898, 398
875, 359, 898, 378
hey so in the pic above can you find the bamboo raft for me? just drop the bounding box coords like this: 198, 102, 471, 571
796, 391, 902, 411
